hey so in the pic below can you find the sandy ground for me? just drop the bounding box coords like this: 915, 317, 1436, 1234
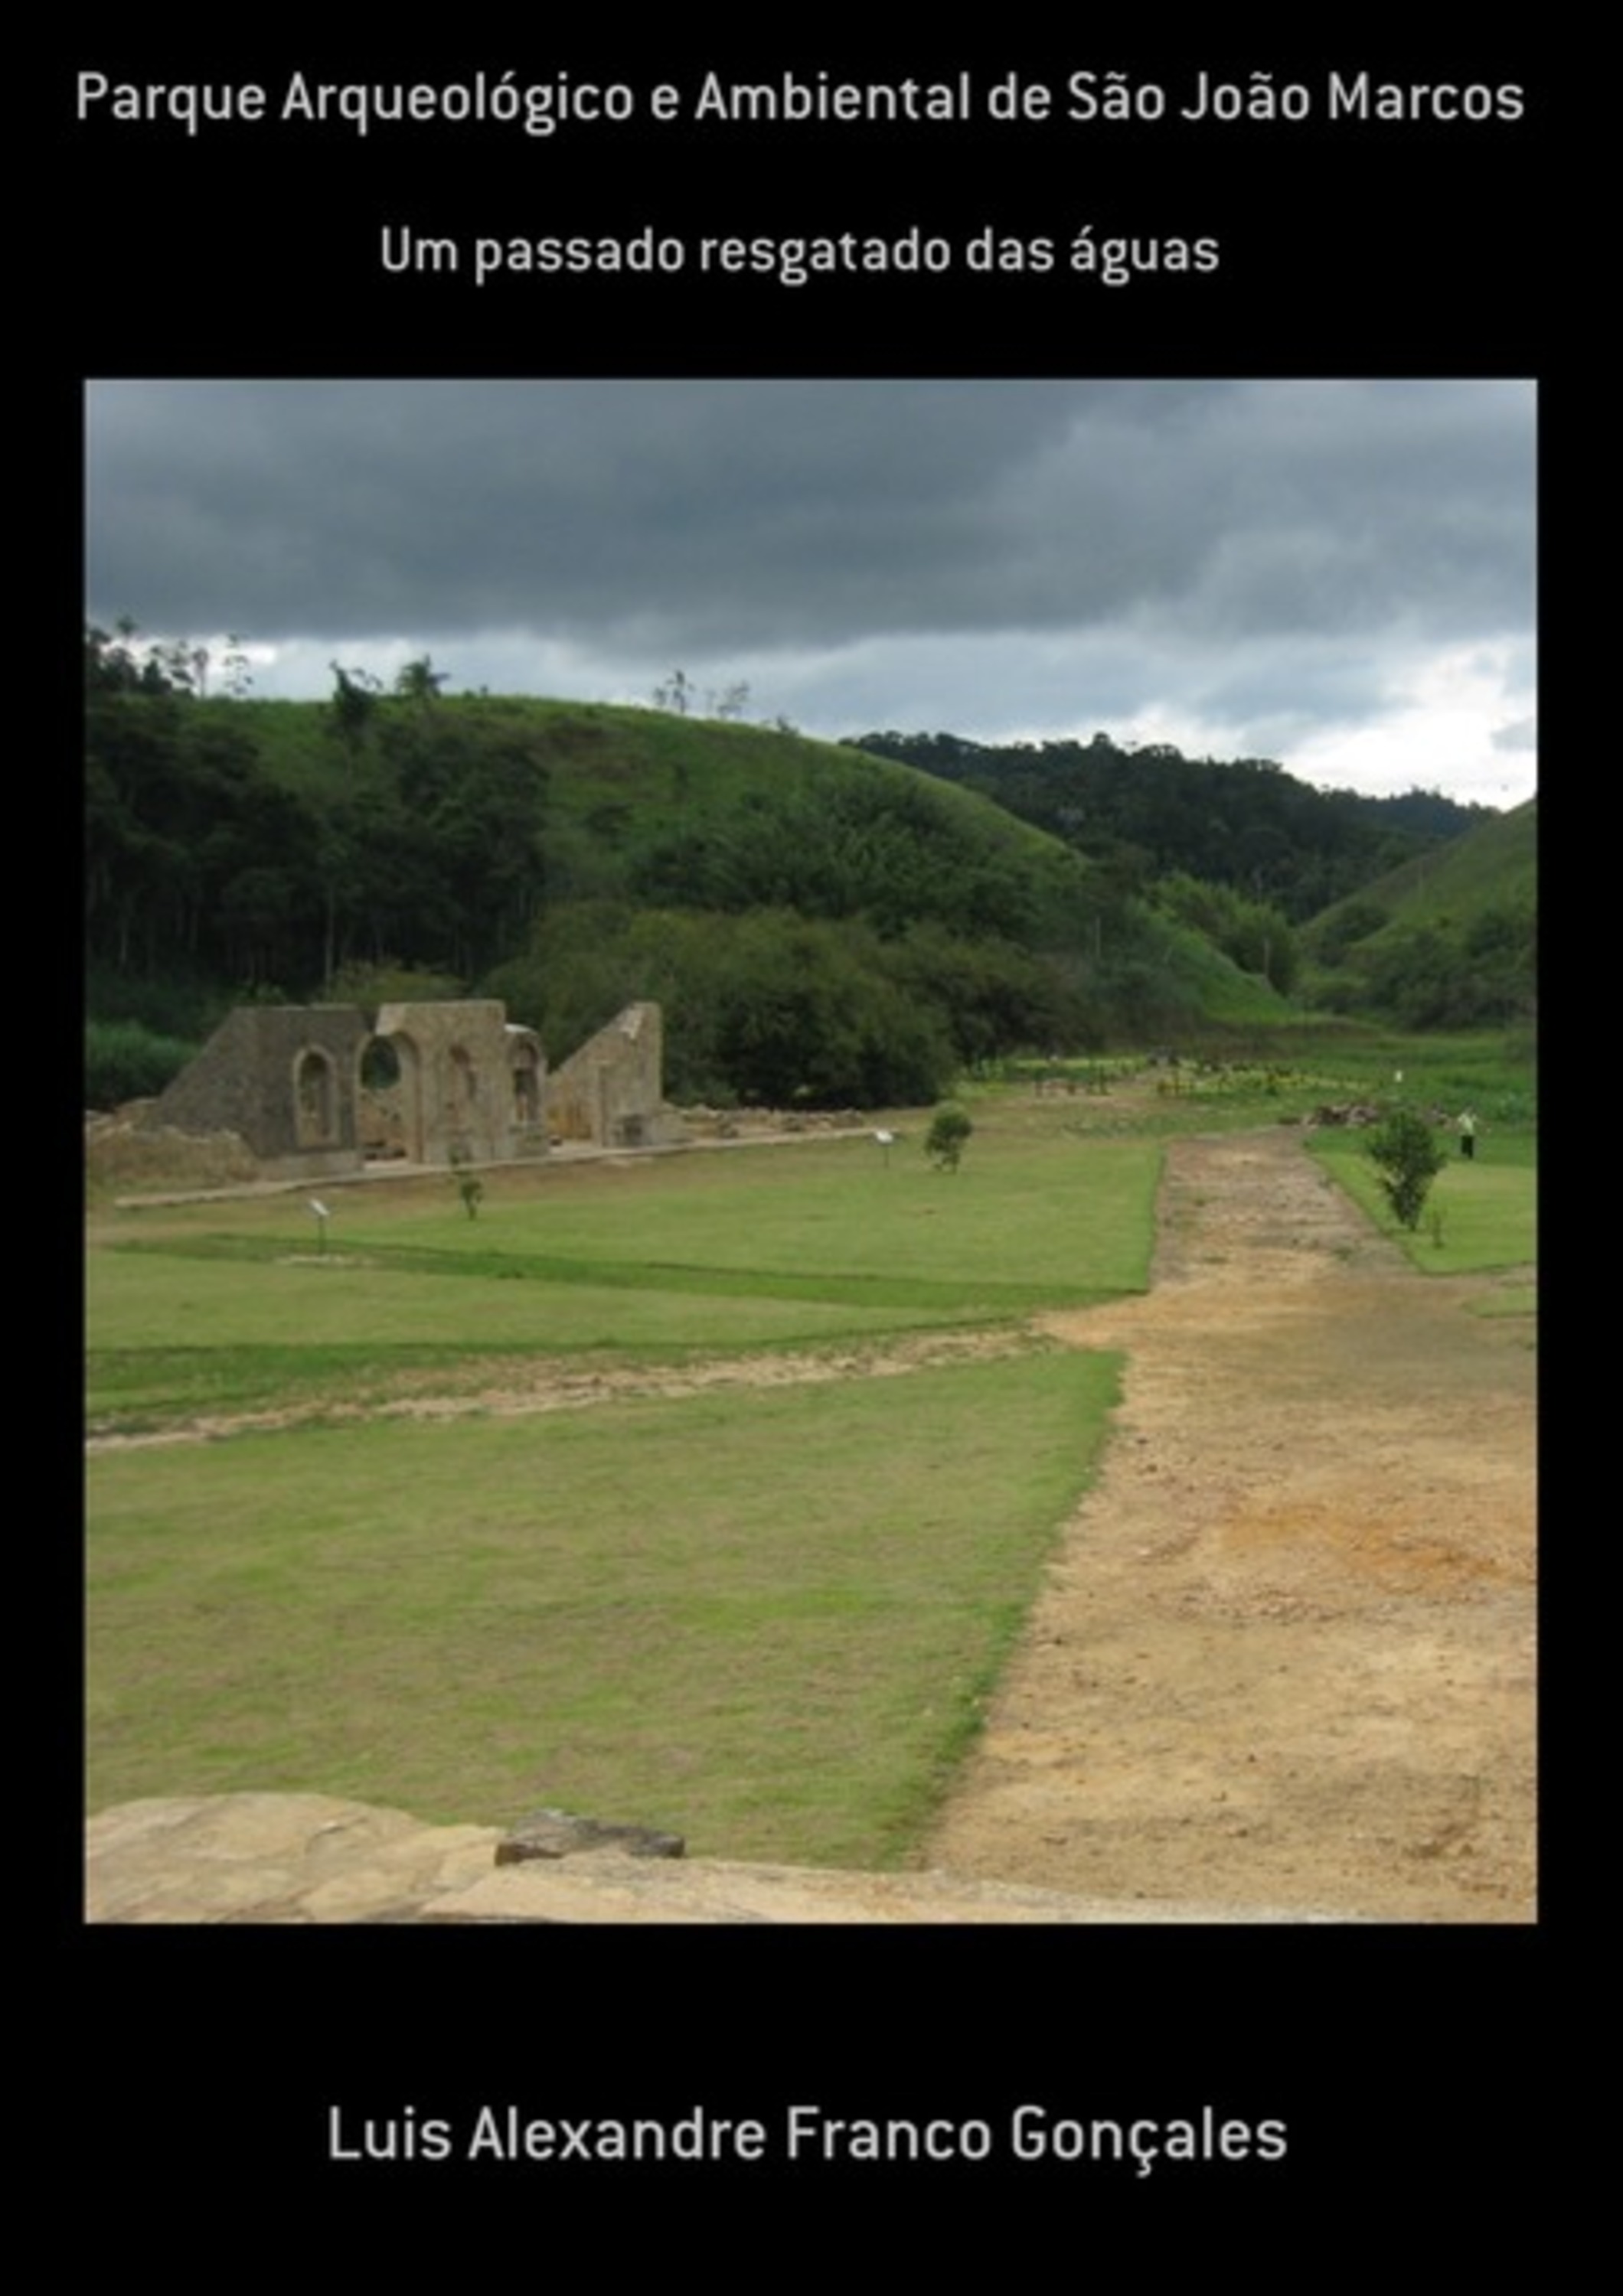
923, 1127, 1536, 1923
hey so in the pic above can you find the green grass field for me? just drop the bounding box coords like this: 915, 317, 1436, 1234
85, 1051, 1536, 1865
87, 1349, 1119, 1863
89, 1128, 1158, 1430
1308, 1123, 1536, 1273
87, 1108, 1152, 1861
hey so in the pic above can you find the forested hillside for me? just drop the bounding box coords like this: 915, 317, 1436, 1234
1298, 798, 1536, 1028
851, 729, 1488, 921
86, 628, 1288, 1109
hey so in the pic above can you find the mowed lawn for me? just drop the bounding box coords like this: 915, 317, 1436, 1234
88, 1127, 1158, 1428
87, 1117, 1151, 1865
87, 1351, 1119, 1865
1309, 1124, 1536, 1274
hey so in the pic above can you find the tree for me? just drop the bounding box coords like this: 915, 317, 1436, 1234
395, 654, 448, 712
328, 663, 382, 757
926, 1104, 973, 1172
1365, 1110, 1448, 1231
85, 618, 190, 697
220, 634, 254, 699
449, 1143, 485, 1220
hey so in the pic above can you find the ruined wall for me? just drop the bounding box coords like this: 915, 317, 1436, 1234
547, 1001, 670, 1147
145, 1006, 369, 1178
143, 996, 668, 1178
372, 1000, 548, 1167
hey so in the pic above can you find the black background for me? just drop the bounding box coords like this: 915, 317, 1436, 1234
65, 31, 1543, 374
60, 24, 1552, 2248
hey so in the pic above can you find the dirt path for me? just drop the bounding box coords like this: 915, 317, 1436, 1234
924, 1127, 1536, 1923
85, 1326, 1037, 1452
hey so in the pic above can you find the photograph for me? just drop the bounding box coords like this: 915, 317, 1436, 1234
85, 375, 1535, 1919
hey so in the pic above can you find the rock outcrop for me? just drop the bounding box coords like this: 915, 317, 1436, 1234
85, 1795, 1357, 1923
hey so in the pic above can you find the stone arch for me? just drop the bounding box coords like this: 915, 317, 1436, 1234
510, 1037, 542, 1129
374, 1029, 425, 1163
359, 1036, 400, 1093
292, 1046, 338, 1147
358, 1034, 405, 1160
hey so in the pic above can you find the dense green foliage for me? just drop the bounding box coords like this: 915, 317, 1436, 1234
485, 903, 1086, 1106
87, 626, 550, 993
87, 626, 1531, 1114
851, 728, 1489, 921
87, 634, 1301, 1106
85, 1019, 199, 1108
1153, 871, 1299, 994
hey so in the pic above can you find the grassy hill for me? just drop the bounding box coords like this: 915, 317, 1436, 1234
89, 683, 1292, 1107
230, 692, 1242, 947
1301, 797, 1536, 1028
1307, 797, 1536, 938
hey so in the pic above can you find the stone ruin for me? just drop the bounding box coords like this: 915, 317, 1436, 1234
546, 1000, 665, 1150
142, 998, 671, 1179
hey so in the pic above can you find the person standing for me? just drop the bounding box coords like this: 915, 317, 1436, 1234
1458, 1109, 1478, 1160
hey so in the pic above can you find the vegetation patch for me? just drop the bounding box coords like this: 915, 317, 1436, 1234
1363, 1109, 1450, 1231
1310, 1124, 1535, 1273
85, 1019, 200, 1108
87, 1351, 1122, 1867
87, 659, 1327, 1104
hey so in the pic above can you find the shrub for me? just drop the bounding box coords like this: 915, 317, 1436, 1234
1365, 1108, 1448, 1231
86, 1020, 198, 1110
926, 1104, 974, 1172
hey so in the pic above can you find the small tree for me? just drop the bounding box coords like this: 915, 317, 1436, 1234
709, 680, 751, 721
449, 1141, 485, 1220
328, 662, 381, 756
926, 1104, 973, 1172
395, 654, 448, 712
220, 634, 254, 699
1365, 1109, 1448, 1231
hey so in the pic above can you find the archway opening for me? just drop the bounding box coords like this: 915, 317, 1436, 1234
293, 1048, 338, 1147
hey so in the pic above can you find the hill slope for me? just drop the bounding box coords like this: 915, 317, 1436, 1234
87, 668, 1292, 1104
1301, 797, 1536, 1026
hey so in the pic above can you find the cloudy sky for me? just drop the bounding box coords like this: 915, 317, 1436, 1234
86, 379, 1536, 806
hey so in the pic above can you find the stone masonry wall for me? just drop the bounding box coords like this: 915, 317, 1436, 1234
372, 1000, 547, 1167
147, 1006, 369, 1177
546, 1001, 669, 1146
142, 997, 663, 1176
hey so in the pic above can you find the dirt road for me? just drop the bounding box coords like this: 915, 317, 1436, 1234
924, 1127, 1536, 1923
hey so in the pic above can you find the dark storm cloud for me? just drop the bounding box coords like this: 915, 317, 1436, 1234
84, 379, 1535, 800
86, 378, 1531, 654
88, 380, 1053, 645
